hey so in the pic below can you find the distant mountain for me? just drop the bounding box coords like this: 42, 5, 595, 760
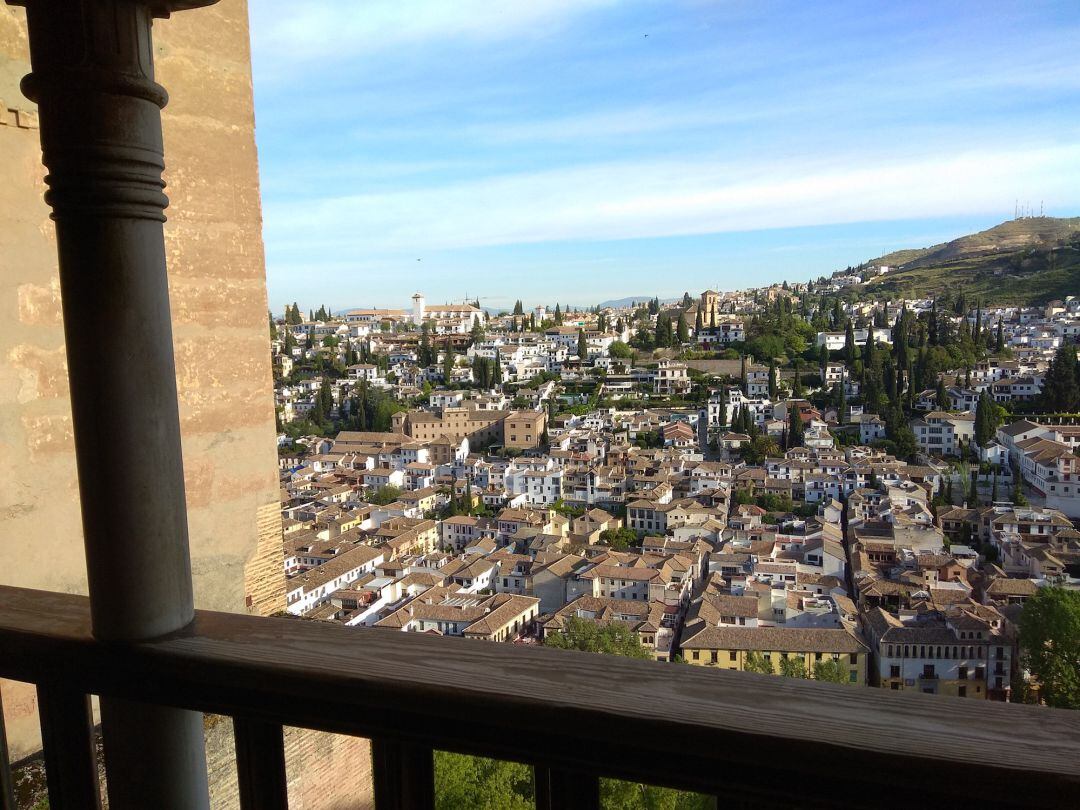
596, 295, 680, 310
851, 216, 1080, 305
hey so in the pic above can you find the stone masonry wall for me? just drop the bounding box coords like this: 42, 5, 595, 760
0, 3, 372, 807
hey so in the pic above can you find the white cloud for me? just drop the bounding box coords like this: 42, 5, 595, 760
252, 0, 617, 70
263, 141, 1080, 258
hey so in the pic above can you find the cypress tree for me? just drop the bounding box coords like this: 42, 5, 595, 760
975, 389, 996, 447
936, 378, 950, 410
995, 319, 1004, 353
789, 403, 804, 447
442, 341, 454, 382
1040, 345, 1080, 412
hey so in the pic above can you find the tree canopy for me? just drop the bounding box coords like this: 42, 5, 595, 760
1019, 586, 1080, 709
544, 616, 652, 659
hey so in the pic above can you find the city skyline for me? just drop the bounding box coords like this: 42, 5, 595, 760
251, 0, 1080, 309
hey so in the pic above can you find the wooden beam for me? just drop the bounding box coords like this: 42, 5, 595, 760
371, 739, 434, 810
233, 717, 288, 810
36, 682, 100, 810
0, 586, 1078, 808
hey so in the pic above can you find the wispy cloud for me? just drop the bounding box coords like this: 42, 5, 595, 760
252, 0, 616, 76
264, 141, 1080, 258
249, 0, 1080, 305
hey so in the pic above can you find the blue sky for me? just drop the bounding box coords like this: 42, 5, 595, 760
249, 0, 1080, 313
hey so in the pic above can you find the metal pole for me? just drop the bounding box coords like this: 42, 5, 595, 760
10, 1, 218, 807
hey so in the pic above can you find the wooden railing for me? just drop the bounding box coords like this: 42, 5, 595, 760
1, 584, 1079, 809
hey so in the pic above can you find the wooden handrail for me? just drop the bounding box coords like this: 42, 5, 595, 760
1, 585, 1078, 808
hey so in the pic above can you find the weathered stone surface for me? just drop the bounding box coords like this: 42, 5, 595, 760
0, 1, 289, 785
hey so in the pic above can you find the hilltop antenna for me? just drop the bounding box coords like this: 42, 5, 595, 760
1014, 199, 1018, 219
1040, 200, 1044, 217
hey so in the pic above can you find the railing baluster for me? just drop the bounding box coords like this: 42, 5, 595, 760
233, 716, 288, 810
534, 766, 599, 810
36, 682, 101, 810
0, 690, 16, 810
371, 738, 434, 810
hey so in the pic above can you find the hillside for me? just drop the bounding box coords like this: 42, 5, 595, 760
855, 217, 1080, 305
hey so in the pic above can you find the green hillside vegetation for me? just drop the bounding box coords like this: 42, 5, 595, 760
855, 217, 1080, 305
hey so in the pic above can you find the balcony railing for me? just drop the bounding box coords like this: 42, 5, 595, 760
2, 584, 1079, 809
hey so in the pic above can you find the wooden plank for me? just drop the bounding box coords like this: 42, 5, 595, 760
233, 716, 288, 810
0, 691, 15, 810
35, 682, 101, 810
534, 767, 598, 810
0, 585, 1078, 808
371, 738, 434, 810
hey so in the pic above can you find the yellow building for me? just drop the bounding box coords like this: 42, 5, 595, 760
680, 626, 868, 685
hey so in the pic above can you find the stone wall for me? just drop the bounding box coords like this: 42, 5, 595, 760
0, 5, 371, 808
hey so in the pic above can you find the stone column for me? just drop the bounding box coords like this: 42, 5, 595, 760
9, 0, 217, 807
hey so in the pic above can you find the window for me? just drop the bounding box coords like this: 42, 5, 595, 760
958, 685, 967, 698
890, 665, 900, 678
849, 670, 857, 683
729, 650, 737, 662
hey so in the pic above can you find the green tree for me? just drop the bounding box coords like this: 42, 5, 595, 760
788, 403, 804, 448
434, 751, 533, 810
744, 651, 774, 674
813, 658, 851, 684
599, 527, 638, 550
1040, 345, 1080, 412
419, 321, 433, 366
545, 616, 651, 659
578, 328, 588, 360
600, 779, 715, 809
610, 340, 633, 359
974, 389, 999, 447
654, 312, 672, 348
368, 485, 402, 505
677, 313, 690, 344
779, 655, 808, 678
442, 341, 455, 382
843, 320, 857, 364
936, 378, 950, 410
1019, 587, 1080, 709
